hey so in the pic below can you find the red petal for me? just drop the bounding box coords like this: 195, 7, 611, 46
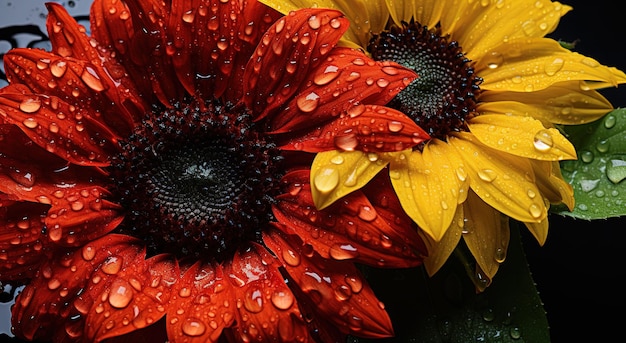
89, 0, 154, 114
85, 254, 178, 342
273, 169, 424, 267
243, 8, 348, 120
91, 0, 183, 105
225, 245, 310, 342
263, 230, 395, 339
0, 83, 118, 166
165, 262, 236, 343
166, 0, 280, 101
280, 104, 429, 152
11, 234, 143, 342
0, 202, 50, 280
269, 48, 417, 133
44, 2, 143, 131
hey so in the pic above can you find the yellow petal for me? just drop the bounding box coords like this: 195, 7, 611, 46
453, 0, 571, 60
477, 83, 615, 125
529, 160, 575, 210
468, 114, 577, 161
478, 37, 626, 93
420, 206, 464, 276
523, 210, 550, 245
448, 132, 548, 223
389, 140, 464, 241
462, 191, 510, 281
311, 150, 389, 209
386, 0, 445, 28
259, 0, 387, 50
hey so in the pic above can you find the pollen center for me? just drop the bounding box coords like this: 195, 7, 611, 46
109, 102, 282, 261
368, 20, 482, 140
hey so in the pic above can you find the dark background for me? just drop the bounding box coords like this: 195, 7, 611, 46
0, 0, 625, 342
524, 0, 626, 342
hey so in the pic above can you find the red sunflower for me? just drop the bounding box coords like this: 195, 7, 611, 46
0, 0, 429, 342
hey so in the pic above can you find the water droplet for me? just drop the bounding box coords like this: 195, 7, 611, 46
82, 245, 95, 261
71, 200, 84, 211
334, 134, 358, 151
314, 65, 339, 85
484, 51, 503, 69
307, 15, 321, 29
101, 256, 122, 275
545, 57, 564, 76
477, 169, 497, 182
243, 288, 263, 313
329, 243, 359, 260
334, 284, 352, 301
19, 98, 42, 113
529, 204, 542, 218
357, 205, 377, 222
314, 167, 339, 194
509, 326, 521, 339
271, 290, 294, 310
182, 317, 206, 336
296, 92, 320, 112
281, 248, 301, 267
596, 140, 609, 153
47, 278, 61, 290
108, 279, 133, 309
81, 67, 105, 91
347, 103, 365, 117
330, 155, 344, 165
178, 287, 191, 298
182, 9, 195, 23
604, 115, 616, 129
387, 121, 403, 133
51, 60, 67, 77
580, 150, 594, 163
606, 157, 626, 184
533, 129, 553, 151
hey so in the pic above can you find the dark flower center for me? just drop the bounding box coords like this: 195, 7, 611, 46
368, 20, 482, 141
109, 100, 282, 262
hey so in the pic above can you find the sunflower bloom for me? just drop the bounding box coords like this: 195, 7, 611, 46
262, 0, 626, 285
0, 1, 429, 341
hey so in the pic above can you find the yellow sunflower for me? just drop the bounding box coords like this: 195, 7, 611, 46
262, 0, 626, 287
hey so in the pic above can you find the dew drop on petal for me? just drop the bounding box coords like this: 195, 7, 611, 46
334, 134, 358, 151
51, 61, 67, 77
81, 67, 105, 92
314, 167, 339, 194
296, 92, 320, 113
357, 205, 377, 222
388, 121, 404, 133
533, 129, 553, 151
282, 248, 301, 267
307, 15, 321, 30
334, 284, 352, 301
329, 243, 359, 260
271, 290, 294, 310
243, 288, 263, 313
544, 57, 564, 76
314, 65, 340, 85
345, 276, 363, 293
529, 204, 542, 219
19, 98, 42, 113
82, 245, 96, 261
101, 256, 122, 275
108, 279, 133, 309
477, 169, 497, 182
182, 317, 206, 337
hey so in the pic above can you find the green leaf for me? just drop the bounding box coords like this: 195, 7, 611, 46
555, 108, 626, 219
351, 222, 549, 343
